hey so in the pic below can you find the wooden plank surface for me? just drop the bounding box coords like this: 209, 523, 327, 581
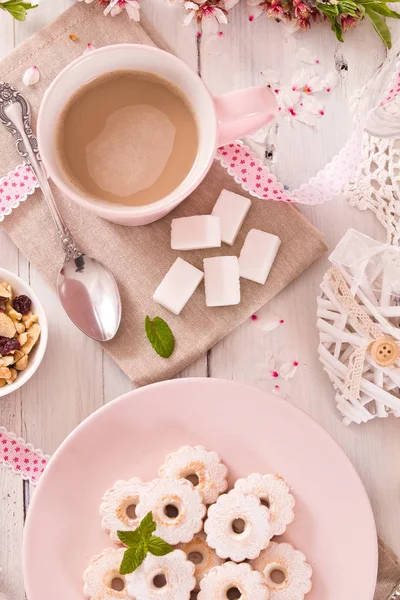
1, 1, 400, 597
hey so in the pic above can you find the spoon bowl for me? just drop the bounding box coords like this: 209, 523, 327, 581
58, 255, 121, 342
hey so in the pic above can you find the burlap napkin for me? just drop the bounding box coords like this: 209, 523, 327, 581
377, 540, 400, 600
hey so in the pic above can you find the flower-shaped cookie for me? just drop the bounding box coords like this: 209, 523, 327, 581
100, 477, 148, 542
198, 561, 268, 600
252, 542, 312, 600
83, 548, 128, 600
159, 445, 228, 504
136, 478, 206, 544
204, 490, 271, 562
126, 549, 195, 600
177, 531, 224, 590
235, 473, 295, 536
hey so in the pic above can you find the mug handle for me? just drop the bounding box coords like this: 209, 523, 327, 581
214, 87, 278, 147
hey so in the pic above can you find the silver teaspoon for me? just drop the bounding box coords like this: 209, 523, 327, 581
0, 83, 121, 342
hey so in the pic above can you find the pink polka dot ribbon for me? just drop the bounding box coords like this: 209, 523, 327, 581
0, 426, 49, 485
0, 67, 399, 217
0, 163, 38, 222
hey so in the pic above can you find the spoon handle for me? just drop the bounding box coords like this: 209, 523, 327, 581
0, 83, 82, 261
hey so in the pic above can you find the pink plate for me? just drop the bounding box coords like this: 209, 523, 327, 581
23, 378, 377, 600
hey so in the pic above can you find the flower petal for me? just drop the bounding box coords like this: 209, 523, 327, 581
214, 7, 228, 24
264, 350, 276, 370
184, 1, 199, 9
183, 9, 196, 24
296, 47, 319, 65
324, 71, 339, 92
125, 2, 140, 20
257, 369, 280, 381
83, 43, 96, 54
256, 314, 285, 332
303, 94, 324, 114
110, 4, 123, 16
103, 0, 118, 15
280, 361, 299, 380
261, 68, 280, 85
291, 68, 310, 90
304, 76, 324, 95
272, 385, 288, 399
247, 4, 264, 20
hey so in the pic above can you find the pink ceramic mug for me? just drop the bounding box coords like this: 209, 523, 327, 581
38, 44, 277, 226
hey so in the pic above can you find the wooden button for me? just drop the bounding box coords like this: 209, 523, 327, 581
370, 339, 398, 367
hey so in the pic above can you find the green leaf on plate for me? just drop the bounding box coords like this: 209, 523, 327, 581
136, 511, 157, 538
145, 315, 175, 358
117, 529, 142, 547
117, 513, 173, 575
119, 543, 147, 575
147, 536, 174, 557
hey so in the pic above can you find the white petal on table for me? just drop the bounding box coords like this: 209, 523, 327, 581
261, 68, 280, 85
280, 361, 299, 380
253, 312, 284, 332
324, 71, 340, 92
272, 385, 288, 399
296, 47, 320, 65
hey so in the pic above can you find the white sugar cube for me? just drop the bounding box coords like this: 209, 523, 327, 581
239, 229, 281, 285
171, 215, 221, 250
211, 189, 252, 245
203, 256, 240, 307
153, 257, 204, 315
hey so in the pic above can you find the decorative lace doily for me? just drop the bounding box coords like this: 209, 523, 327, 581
345, 45, 400, 246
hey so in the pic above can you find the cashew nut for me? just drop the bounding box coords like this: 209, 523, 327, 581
6, 368, 17, 384
15, 322, 25, 334
0, 356, 15, 367
15, 355, 28, 371
18, 332, 28, 346
0, 367, 11, 379
8, 308, 22, 322
0, 313, 16, 338
0, 284, 11, 299
20, 323, 40, 355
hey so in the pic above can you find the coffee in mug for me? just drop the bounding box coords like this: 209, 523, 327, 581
55, 70, 198, 207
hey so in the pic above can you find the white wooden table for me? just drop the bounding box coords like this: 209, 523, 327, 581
1, 2, 400, 597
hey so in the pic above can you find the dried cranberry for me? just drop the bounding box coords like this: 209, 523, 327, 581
0, 336, 20, 355
0, 299, 5, 313
13, 294, 32, 315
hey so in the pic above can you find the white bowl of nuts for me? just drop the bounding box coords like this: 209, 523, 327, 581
0, 269, 48, 397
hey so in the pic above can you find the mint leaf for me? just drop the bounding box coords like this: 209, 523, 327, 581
137, 511, 157, 538
148, 536, 174, 556
119, 543, 147, 575
145, 316, 175, 358
117, 529, 142, 546
118, 513, 172, 575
